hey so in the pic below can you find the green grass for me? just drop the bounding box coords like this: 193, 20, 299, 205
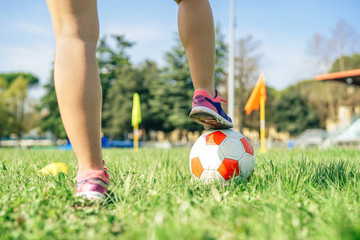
0, 147, 360, 240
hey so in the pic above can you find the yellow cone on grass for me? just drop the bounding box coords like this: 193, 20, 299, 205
38, 162, 69, 176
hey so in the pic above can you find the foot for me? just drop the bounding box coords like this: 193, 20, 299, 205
189, 89, 233, 129
75, 166, 109, 201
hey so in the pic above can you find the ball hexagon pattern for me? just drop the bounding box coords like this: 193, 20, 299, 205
189, 129, 255, 183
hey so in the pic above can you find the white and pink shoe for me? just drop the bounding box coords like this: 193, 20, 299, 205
75, 164, 109, 201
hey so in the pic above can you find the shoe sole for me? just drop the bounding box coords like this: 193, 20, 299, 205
189, 106, 233, 129
75, 191, 106, 201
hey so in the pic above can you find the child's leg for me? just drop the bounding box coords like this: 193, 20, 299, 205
177, 0, 233, 129
177, 0, 216, 98
46, 0, 103, 174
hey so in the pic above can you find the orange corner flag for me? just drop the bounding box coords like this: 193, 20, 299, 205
244, 73, 267, 115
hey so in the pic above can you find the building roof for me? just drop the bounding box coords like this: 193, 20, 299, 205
314, 68, 360, 85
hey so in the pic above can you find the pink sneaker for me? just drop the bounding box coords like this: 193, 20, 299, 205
75, 167, 109, 201
189, 89, 233, 129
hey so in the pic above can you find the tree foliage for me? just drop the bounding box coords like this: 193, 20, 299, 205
273, 87, 319, 136
0, 72, 38, 86
214, 25, 228, 86
330, 53, 360, 73
38, 69, 67, 139
97, 35, 134, 107
103, 61, 160, 138
0, 72, 39, 137
98, 35, 135, 138
149, 38, 197, 133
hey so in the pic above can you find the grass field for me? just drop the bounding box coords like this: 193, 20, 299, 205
0, 147, 360, 240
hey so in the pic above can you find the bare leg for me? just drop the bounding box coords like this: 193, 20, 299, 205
46, 0, 103, 175
177, 0, 216, 98
178, 0, 233, 129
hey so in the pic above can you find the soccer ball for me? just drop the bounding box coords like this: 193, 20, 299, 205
189, 129, 255, 183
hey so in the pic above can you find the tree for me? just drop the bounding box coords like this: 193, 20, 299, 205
102, 60, 161, 138
233, 36, 262, 129
330, 53, 360, 73
3, 76, 28, 125
0, 72, 38, 86
273, 87, 319, 136
330, 20, 360, 71
97, 35, 134, 133
0, 85, 18, 137
136, 61, 162, 133
149, 37, 197, 132
307, 20, 360, 73
307, 33, 335, 73
38, 69, 67, 139
0, 109, 15, 137
0, 72, 39, 137
97, 35, 134, 108
214, 25, 228, 86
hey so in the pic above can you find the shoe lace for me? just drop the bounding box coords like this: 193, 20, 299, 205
215, 89, 228, 103
220, 97, 228, 104
103, 160, 109, 171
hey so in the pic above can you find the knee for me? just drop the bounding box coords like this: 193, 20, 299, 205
54, 20, 99, 46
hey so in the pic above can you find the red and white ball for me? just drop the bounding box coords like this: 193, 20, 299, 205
189, 129, 255, 183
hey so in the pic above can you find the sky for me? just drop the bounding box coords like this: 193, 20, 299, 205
0, 0, 359, 97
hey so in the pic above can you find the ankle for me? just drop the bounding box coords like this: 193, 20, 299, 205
78, 165, 104, 176
195, 88, 215, 98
